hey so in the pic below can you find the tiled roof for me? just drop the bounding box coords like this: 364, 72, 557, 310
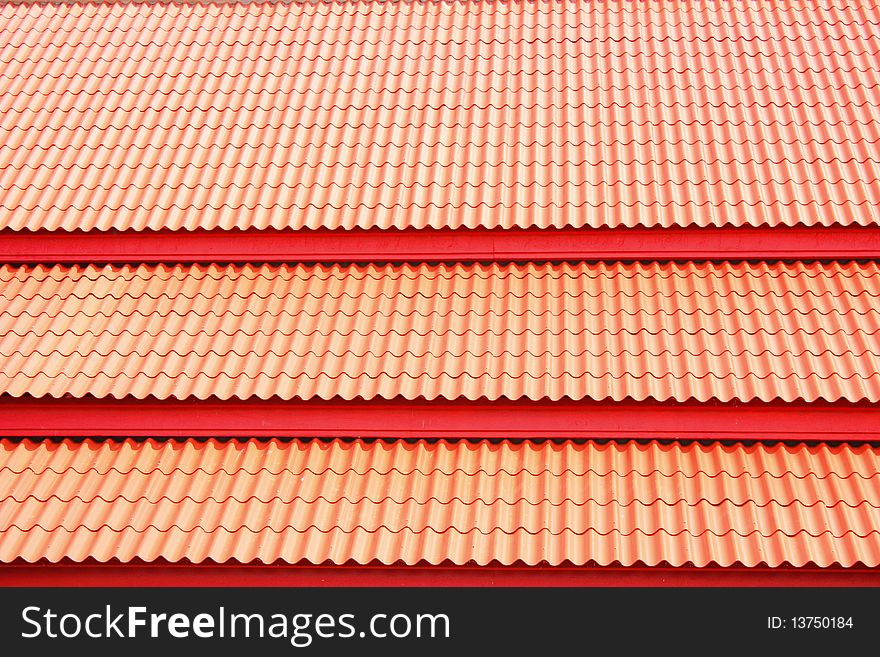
0, 0, 877, 578
2, 438, 878, 567
1, 261, 878, 403
1, 0, 879, 232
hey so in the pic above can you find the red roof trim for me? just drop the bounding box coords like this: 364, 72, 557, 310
3, 396, 877, 441
2, 562, 877, 588
3, 225, 879, 265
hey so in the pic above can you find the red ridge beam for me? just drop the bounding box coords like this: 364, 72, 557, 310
2, 226, 880, 264
2, 563, 879, 588
2, 396, 877, 440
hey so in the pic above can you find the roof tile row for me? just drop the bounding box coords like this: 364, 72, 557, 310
1, 0, 879, 231
1, 261, 878, 403
2, 438, 878, 567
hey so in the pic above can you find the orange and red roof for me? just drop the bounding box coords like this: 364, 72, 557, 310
0, 0, 878, 582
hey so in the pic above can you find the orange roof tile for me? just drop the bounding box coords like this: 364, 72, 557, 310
2, 438, 878, 567
1, 0, 879, 232
1, 261, 879, 403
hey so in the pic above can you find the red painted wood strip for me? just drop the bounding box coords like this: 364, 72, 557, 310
1, 563, 877, 588
1, 397, 876, 440
2, 226, 879, 264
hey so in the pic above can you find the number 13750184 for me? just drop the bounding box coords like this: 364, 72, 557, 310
767, 616, 854, 630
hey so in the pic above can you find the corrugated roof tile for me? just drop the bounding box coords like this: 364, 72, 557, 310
1, 438, 878, 567
0, 261, 878, 403
1, 0, 879, 231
